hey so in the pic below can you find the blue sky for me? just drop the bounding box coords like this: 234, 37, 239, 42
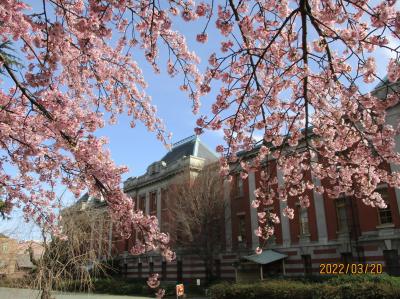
1, 1, 398, 240
0, 3, 225, 240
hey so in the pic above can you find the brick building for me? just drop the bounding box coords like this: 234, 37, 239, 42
61, 193, 115, 261
0, 234, 44, 278
115, 135, 219, 281
110, 80, 400, 282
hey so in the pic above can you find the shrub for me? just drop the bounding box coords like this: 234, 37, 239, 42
327, 273, 400, 287
0, 276, 31, 289
210, 275, 400, 299
91, 278, 145, 295
210, 280, 313, 299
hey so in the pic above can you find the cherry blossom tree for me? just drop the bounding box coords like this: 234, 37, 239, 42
2, 1, 400, 294
0, 0, 204, 276
192, 0, 400, 252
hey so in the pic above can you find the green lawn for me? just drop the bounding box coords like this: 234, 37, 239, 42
0, 287, 152, 299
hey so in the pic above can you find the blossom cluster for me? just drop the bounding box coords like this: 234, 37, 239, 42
0, 2, 206, 293
189, 0, 400, 247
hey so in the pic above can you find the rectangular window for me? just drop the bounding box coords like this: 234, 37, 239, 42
302, 254, 312, 275
150, 192, 157, 215
336, 198, 348, 232
160, 189, 169, 232
139, 195, 146, 211
377, 188, 393, 225
298, 206, 310, 235
237, 214, 246, 245
2, 243, 8, 253
232, 175, 243, 197
384, 250, 399, 275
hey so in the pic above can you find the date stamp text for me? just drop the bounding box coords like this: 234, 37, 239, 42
319, 263, 383, 275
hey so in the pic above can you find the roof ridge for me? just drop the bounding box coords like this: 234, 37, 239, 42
171, 135, 196, 149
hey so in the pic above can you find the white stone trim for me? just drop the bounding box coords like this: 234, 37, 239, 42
224, 180, 232, 251
312, 177, 328, 244
277, 168, 291, 247
248, 171, 259, 250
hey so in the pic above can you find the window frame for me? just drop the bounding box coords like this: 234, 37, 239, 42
149, 191, 157, 214
302, 254, 312, 275
335, 197, 349, 233
232, 174, 244, 198
376, 187, 393, 225
237, 214, 247, 245
2, 243, 8, 253
296, 204, 310, 236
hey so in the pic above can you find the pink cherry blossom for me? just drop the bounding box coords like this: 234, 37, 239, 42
147, 273, 160, 288
3, 0, 400, 264
196, 33, 208, 43
189, 0, 400, 249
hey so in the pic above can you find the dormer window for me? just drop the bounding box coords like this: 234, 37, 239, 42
148, 162, 161, 175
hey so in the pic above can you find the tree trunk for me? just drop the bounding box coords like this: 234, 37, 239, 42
41, 288, 52, 299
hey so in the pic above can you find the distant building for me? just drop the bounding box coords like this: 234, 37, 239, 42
116, 135, 219, 281
0, 234, 43, 278
61, 193, 115, 261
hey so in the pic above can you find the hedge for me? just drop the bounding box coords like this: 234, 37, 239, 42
210, 275, 400, 299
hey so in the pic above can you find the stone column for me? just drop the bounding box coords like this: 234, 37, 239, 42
312, 176, 328, 244
248, 171, 259, 250
108, 221, 113, 257
224, 180, 232, 251
277, 168, 291, 247
385, 108, 400, 216
145, 192, 150, 215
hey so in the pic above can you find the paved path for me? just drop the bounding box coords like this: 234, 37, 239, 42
0, 287, 151, 299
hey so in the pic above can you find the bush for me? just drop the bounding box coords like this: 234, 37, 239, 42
327, 273, 400, 287
92, 278, 146, 295
210, 275, 400, 299
0, 276, 31, 289
318, 281, 400, 299
210, 280, 313, 299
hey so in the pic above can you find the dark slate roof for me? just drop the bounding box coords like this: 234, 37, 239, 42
161, 136, 197, 164
75, 193, 106, 208
374, 76, 388, 90
371, 77, 400, 101
77, 192, 89, 203
197, 141, 219, 162
160, 135, 217, 164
